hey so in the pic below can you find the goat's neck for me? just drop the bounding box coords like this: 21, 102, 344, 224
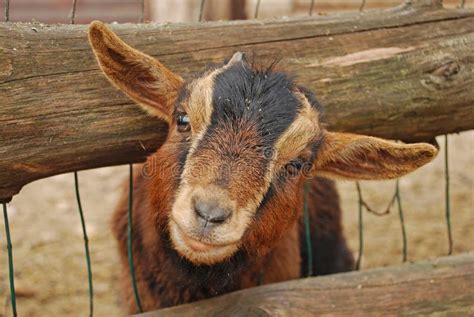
137, 202, 300, 308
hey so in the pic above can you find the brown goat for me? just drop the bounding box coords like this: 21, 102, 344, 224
88, 21, 438, 313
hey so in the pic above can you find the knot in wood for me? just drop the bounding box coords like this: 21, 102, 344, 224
431, 60, 461, 80
421, 59, 462, 91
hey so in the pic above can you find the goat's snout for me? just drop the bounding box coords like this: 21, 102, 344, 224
194, 198, 232, 226
170, 186, 244, 263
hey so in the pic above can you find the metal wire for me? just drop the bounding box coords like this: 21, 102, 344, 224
70, 0, 78, 24
444, 135, 453, 255
198, 0, 206, 22
68, 0, 93, 311
395, 180, 408, 262
355, 182, 363, 270
354, 173, 397, 216
303, 181, 313, 277
139, 0, 145, 23
128, 164, 143, 313
299, 0, 315, 270
256, 270, 264, 286
254, 0, 261, 19
2, 202, 17, 317
359, 192, 394, 216
309, 0, 315, 16
4, 0, 10, 22
74, 172, 94, 317
359, 0, 367, 12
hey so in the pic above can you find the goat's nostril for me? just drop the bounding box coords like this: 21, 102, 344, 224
194, 199, 232, 225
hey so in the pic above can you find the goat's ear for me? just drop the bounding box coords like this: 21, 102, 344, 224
313, 131, 438, 180
88, 21, 183, 123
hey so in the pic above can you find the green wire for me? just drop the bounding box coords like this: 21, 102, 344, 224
128, 164, 143, 313
355, 182, 363, 270
444, 135, 453, 255
303, 5, 316, 280
303, 181, 313, 277
198, 0, 206, 22
254, 0, 261, 18
74, 172, 94, 317
2, 202, 17, 317
395, 180, 408, 262
309, 0, 315, 16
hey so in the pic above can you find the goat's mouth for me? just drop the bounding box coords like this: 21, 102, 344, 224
175, 223, 218, 250
169, 220, 240, 264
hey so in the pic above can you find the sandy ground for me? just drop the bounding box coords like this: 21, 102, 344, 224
0, 132, 472, 316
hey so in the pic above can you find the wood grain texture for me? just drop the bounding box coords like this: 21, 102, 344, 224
136, 253, 474, 316
1, 3, 474, 200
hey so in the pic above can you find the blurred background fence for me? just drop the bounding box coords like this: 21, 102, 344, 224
1, 0, 470, 23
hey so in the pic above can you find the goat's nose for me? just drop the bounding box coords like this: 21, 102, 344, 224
194, 199, 232, 225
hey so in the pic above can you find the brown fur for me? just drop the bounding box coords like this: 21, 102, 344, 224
88, 21, 438, 313
88, 21, 183, 123
314, 131, 437, 180
112, 156, 349, 312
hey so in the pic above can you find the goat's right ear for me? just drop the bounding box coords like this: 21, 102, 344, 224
88, 21, 183, 123
313, 131, 438, 180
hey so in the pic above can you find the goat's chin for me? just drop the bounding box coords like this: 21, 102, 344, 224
169, 221, 239, 265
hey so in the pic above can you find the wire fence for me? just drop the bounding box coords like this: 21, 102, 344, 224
1, 0, 468, 315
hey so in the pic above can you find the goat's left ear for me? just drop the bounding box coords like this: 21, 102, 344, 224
88, 21, 183, 124
313, 131, 438, 180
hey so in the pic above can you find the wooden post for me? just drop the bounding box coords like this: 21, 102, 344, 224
0, 3, 473, 200
136, 253, 474, 316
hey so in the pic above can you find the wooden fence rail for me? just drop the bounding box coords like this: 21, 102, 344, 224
137, 253, 474, 316
1, 0, 473, 200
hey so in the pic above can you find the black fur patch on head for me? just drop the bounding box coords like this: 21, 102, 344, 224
208, 63, 300, 148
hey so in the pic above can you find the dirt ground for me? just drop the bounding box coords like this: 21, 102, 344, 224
0, 132, 472, 316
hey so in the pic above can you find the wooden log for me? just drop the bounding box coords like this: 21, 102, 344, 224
136, 253, 474, 316
1, 2, 474, 200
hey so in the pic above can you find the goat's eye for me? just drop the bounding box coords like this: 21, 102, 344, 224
177, 113, 191, 132
285, 159, 303, 177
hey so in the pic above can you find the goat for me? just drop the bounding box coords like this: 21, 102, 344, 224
88, 21, 438, 312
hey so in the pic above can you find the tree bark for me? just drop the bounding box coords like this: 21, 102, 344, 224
0, 3, 473, 200
136, 253, 474, 316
